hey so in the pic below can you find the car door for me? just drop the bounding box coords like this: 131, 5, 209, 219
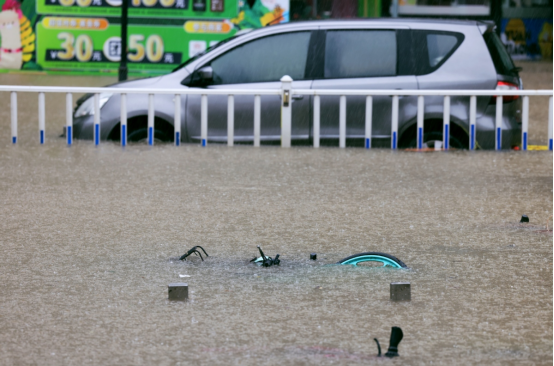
311, 28, 418, 147
186, 31, 313, 143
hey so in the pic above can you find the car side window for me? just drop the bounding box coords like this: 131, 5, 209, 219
427, 34, 459, 67
209, 32, 311, 85
324, 30, 397, 79
412, 30, 464, 75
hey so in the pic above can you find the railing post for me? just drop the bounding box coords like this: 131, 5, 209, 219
254, 94, 261, 147
495, 95, 502, 150
417, 95, 424, 150
120, 93, 127, 147
469, 96, 476, 150
391, 95, 399, 149
66, 93, 73, 145
201, 94, 207, 147
443, 96, 450, 150
227, 95, 234, 146
521, 96, 529, 151
174, 94, 181, 146
313, 95, 320, 148
148, 94, 154, 146
11, 91, 17, 144
280, 75, 292, 148
38, 92, 45, 144
339, 95, 346, 148
365, 96, 372, 149
94, 93, 100, 146
548, 97, 554, 151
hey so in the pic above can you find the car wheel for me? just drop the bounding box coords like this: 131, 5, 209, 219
127, 128, 170, 143
406, 130, 466, 149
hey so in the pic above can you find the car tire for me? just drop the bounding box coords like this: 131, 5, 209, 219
406, 130, 466, 149
128, 128, 171, 143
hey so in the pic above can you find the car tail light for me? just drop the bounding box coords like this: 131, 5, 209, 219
494, 81, 520, 103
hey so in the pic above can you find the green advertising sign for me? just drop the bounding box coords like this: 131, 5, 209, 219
36, 0, 237, 20
0, 0, 289, 74
36, 17, 236, 73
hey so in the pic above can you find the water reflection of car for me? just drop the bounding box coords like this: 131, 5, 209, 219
73, 19, 522, 149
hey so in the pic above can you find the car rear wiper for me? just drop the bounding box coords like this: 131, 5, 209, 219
509, 66, 522, 74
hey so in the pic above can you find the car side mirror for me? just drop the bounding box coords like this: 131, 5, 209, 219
181, 66, 213, 87
197, 66, 213, 81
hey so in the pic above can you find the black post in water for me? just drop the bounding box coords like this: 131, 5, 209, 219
118, 0, 128, 81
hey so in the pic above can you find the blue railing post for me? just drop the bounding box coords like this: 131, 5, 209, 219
417, 95, 424, 150
201, 94, 207, 147
391, 95, 399, 149
365, 96, 373, 149
148, 94, 154, 146
38, 92, 45, 144
11, 91, 17, 144
94, 93, 100, 146
548, 97, 554, 151
495, 96, 502, 150
443, 96, 450, 150
469, 96, 476, 150
66, 93, 72, 146
174, 94, 181, 146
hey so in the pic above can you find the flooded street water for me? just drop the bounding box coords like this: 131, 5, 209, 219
0, 70, 552, 365
0, 141, 551, 365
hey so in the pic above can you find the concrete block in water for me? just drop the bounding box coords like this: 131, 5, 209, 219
390, 282, 411, 301
168, 283, 188, 301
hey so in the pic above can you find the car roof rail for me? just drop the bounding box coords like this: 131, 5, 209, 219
478, 20, 496, 34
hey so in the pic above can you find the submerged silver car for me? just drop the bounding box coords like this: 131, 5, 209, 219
73, 19, 522, 149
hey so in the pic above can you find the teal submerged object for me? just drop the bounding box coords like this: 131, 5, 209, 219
337, 252, 407, 268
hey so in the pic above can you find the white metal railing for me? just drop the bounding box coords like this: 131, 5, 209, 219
1, 76, 552, 151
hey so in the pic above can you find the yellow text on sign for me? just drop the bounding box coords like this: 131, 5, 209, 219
128, 35, 164, 63
57, 33, 94, 61
184, 21, 232, 34
42, 17, 109, 30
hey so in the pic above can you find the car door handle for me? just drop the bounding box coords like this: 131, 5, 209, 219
292, 94, 304, 100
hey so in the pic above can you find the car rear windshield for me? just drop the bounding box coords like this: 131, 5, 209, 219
483, 31, 517, 77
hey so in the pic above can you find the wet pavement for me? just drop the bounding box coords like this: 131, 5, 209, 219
0, 70, 552, 365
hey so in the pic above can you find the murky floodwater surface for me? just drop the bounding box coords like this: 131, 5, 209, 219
0, 139, 551, 365
0, 63, 552, 366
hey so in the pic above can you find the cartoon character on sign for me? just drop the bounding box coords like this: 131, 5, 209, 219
0, 0, 36, 69
0, 9, 22, 69
539, 22, 552, 60
231, 0, 285, 29
503, 19, 527, 56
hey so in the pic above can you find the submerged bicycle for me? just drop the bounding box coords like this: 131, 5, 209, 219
337, 252, 408, 269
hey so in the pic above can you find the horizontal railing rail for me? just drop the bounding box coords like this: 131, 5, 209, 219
0, 85, 551, 96
294, 89, 553, 97
2, 76, 553, 151
0, 85, 282, 95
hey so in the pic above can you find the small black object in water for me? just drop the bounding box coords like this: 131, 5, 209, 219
520, 215, 529, 223
374, 338, 382, 357
310, 253, 317, 260
385, 326, 403, 357
179, 246, 209, 261
250, 246, 280, 267
374, 327, 403, 358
